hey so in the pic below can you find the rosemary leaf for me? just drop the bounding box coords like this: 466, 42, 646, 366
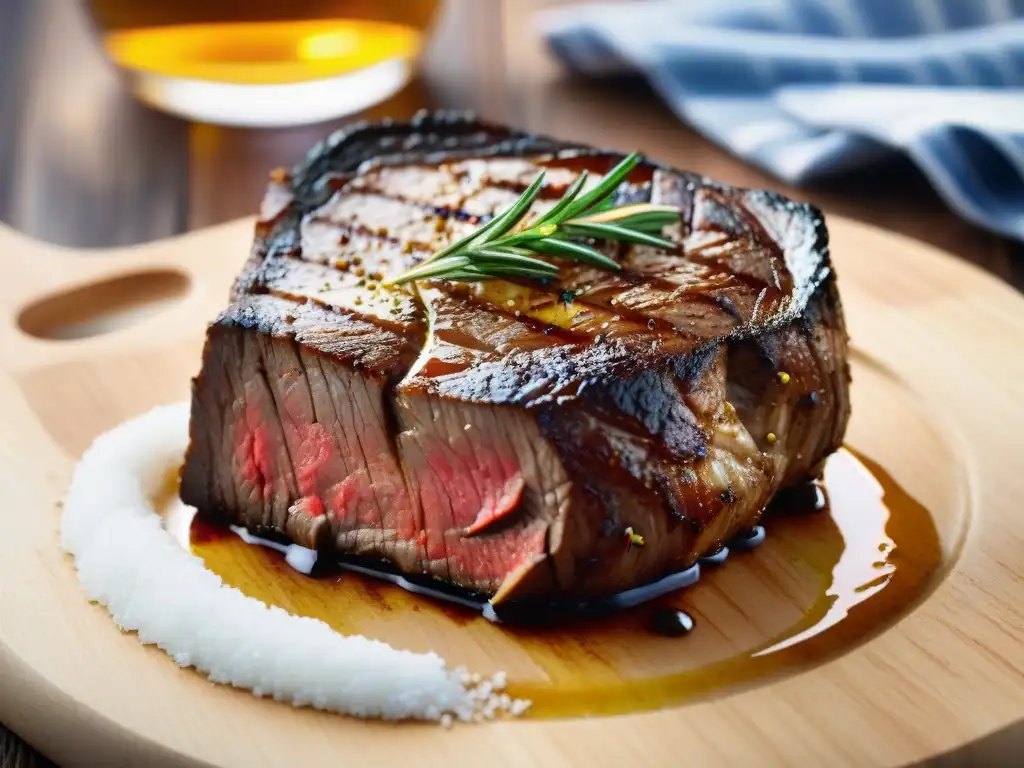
623, 217, 681, 234
563, 222, 677, 249
535, 170, 589, 226
393, 255, 473, 282
435, 269, 498, 281
477, 171, 547, 242
478, 244, 535, 258
559, 152, 639, 221
500, 226, 554, 247
471, 248, 560, 273
485, 267, 558, 280
581, 196, 615, 217
571, 203, 679, 226
531, 237, 621, 271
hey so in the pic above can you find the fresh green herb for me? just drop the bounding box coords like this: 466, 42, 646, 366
389, 152, 680, 286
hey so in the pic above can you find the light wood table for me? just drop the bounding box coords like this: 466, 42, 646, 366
0, 1, 1020, 765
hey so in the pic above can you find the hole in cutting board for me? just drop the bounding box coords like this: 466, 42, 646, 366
17, 270, 191, 340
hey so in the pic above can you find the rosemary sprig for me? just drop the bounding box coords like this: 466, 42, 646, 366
389, 152, 680, 286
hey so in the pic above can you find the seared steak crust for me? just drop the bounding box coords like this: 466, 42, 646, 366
180, 112, 850, 603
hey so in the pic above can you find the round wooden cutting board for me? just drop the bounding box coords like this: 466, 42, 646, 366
0, 214, 1022, 767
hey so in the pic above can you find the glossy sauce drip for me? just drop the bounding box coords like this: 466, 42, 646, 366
650, 609, 695, 637
174, 448, 942, 719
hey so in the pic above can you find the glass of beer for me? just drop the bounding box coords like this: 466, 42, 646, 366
85, 0, 442, 127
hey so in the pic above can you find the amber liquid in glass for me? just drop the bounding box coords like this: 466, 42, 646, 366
86, 0, 440, 126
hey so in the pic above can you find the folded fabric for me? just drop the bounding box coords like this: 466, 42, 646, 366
538, 0, 1024, 241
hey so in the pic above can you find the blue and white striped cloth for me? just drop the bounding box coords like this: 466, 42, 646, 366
538, 0, 1024, 241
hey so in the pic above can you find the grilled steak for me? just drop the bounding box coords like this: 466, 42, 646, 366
180, 112, 850, 605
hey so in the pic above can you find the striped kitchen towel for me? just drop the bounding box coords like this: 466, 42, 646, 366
539, 0, 1024, 241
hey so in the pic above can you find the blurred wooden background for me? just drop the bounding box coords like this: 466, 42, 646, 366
0, 0, 1020, 765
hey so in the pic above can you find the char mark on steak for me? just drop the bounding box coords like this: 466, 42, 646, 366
180, 111, 851, 604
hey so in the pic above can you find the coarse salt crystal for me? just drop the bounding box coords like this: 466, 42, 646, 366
510, 699, 532, 716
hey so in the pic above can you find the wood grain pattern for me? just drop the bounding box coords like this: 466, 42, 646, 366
0, 213, 1023, 767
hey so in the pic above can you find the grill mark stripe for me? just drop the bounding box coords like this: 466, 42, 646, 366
263, 286, 423, 342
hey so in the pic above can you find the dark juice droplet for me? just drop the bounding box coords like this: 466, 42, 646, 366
190, 515, 231, 545
768, 480, 829, 516
650, 609, 695, 637
730, 525, 767, 550
700, 546, 729, 566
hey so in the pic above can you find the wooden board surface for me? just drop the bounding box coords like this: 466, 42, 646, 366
0, 215, 1023, 767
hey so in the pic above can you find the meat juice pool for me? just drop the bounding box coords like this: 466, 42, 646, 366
163, 447, 942, 718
